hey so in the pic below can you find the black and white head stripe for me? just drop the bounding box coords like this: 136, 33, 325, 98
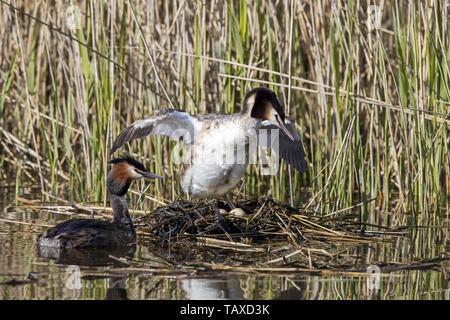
109, 156, 146, 171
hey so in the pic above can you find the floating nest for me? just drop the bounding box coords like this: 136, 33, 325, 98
133, 197, 390, 271
136, 197, 368, 244
132, 198, 450, 274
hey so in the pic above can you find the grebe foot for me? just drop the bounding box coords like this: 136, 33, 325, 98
225, 193, 236, 209
213, 200, 241, 240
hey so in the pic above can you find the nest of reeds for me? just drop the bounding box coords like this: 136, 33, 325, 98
133, 197, 386, 271
136, 197, 365, 244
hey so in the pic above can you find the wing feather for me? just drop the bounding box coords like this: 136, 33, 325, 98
111, 109, 200, 153
258, 117, 307, 172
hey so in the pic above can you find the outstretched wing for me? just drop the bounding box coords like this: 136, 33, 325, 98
258, 117, 307, 172
111, 109, 201, 153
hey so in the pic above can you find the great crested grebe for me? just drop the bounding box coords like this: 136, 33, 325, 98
38, 157, 162, 249
111, 87, 307, 201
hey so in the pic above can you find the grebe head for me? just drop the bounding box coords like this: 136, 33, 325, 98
107, 156, 163, 196
243, 87, 294, 140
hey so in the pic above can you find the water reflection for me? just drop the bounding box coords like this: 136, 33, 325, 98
181, 278, 245, 299
37, 245, 136, 267
1, 191, 450, 300
180, 278, 310, 300
104, 277, 128, 300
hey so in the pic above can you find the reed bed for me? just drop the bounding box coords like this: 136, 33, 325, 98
137, 197, 374, 243
0, 0, 448, 230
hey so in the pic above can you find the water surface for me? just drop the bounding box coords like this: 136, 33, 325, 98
1, 187, 449, 300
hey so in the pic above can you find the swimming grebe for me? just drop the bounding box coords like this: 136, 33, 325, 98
37, 157, 163, 249
111, 87, 306, 200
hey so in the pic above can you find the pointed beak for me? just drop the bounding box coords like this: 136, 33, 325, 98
276, 117, 295, 141
140, 171, 164, 180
